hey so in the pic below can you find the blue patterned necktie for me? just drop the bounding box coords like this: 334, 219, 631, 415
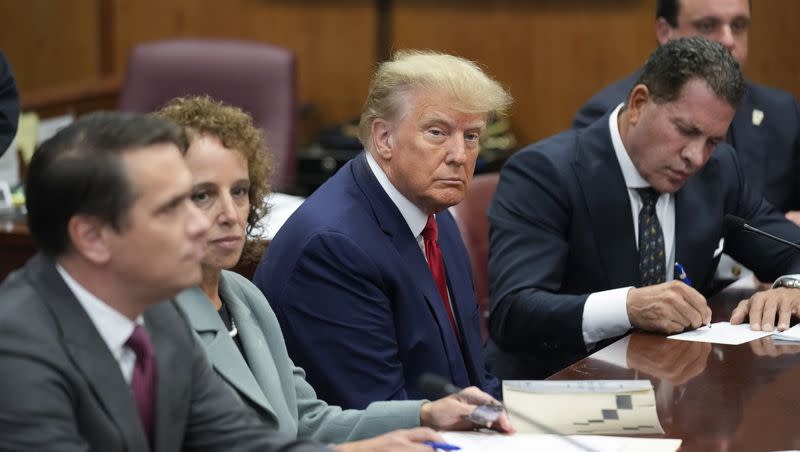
637, 187, 665, 286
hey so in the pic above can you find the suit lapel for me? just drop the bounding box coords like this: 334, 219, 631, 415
351, 154, 469, 384
145, 304, 188, 452
32, 255, 148, 451
437, 213, 482, 386
572, 118, 640, 287
174, 288, 275, 420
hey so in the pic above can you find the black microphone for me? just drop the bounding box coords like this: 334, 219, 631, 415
724, 214, 800, 252
418, 373, 463, 399
417, 373, 598, 452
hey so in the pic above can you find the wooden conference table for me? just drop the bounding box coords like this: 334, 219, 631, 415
549, 287, 800, 452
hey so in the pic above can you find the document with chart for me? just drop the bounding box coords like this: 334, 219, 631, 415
502, 380, 664, 435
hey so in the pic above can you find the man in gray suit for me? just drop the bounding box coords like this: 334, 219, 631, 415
0, 112, 330, 451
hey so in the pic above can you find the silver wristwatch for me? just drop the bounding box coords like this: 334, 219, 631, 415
772, 275, 800, 289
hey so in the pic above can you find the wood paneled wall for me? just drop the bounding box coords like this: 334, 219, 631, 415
2, 0, 798, 146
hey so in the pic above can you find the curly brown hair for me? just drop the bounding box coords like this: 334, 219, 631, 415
155, 95, 273, 264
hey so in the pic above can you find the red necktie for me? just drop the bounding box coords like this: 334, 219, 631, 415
126, 324, 157, 446
422, 215, 459, 337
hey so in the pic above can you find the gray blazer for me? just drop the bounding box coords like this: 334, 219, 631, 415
0, 254, 326, 452
175, 270, 423, 444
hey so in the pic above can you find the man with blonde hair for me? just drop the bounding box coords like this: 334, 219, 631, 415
255, 50, 512, 409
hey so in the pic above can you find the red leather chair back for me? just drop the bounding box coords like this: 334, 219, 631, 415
451, 173, 500, 343
119, 39, 297, 190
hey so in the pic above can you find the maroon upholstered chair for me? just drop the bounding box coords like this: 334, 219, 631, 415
451, 172, 500, 343
119, 39, 297, 190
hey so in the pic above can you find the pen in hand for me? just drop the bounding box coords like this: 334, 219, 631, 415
424, 441, 461, 451
675, 262, 710, 328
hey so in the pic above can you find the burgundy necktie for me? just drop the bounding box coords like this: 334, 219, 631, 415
422, 215, 459, 337
126, 324, 157, 446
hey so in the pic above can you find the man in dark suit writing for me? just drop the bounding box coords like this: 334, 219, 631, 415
0, 112, 328, 451
487, 38, 800, 379
255, 51, 512, 409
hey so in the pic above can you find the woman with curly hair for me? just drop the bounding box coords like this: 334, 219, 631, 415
156, 96, 511, 452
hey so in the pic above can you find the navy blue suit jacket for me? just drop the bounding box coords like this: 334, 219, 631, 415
486, 113, 800, 379
254, 153, 499, 409
573, 72, 800, 213
0, 51, 19, 157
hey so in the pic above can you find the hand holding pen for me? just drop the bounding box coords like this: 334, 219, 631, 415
674, 263, 710, 329
626, 264, 711, 334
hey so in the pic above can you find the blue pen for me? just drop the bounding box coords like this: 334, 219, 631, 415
674, 262, 693, 287
424, 441, 461, 451
675, 262, 709, 328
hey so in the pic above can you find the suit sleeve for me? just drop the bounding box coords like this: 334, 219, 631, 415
182, 329, 329, 452
487, 150, 588, 353
793, 98, 800, 212
235, 274, 424, 443
0, 51, 19, 157
270, 231, 410, 410
292, 362, 423, 443
719, 147, 800, 279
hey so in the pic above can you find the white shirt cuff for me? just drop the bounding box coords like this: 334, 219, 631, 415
582, 287, 633, 347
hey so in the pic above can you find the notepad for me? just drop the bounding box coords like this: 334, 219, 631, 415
502, 380, 664, 436
441, 432, 682, 452
668, 322, 774, 345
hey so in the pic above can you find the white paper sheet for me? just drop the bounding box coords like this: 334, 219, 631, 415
667, 322, 773, 345
441, 432, 682, 452
255, 192, 305, 240
771, 324, 800, 342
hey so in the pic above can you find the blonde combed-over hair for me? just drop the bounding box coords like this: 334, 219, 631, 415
358, 50, 513, 148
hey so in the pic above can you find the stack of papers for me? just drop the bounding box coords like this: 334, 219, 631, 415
502, 380, 664, 435
441, 432, 681, 452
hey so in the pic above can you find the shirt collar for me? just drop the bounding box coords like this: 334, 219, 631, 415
609, 103, 650, 189
56, 264, 143, 357
366, 152, 429, 238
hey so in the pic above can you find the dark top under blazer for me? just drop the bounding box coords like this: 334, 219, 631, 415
254, 153, 499, 409
573, 72, 800, 213
486, 113, 800, 379
0, 254, 327, 452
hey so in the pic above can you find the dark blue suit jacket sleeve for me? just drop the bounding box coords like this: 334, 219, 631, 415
487, 141, 588, 354
0, 51, 20, 157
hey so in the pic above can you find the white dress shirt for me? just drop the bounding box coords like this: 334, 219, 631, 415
365, 153, 460, 332
581, 104, 677, 346
56, 264, 143, 383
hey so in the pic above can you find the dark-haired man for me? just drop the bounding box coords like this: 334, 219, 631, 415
0, 112, 328, 451
573, 0, 800, 225
487, 38, 800, 379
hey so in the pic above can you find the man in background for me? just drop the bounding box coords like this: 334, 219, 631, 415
573, 0, 800, 225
